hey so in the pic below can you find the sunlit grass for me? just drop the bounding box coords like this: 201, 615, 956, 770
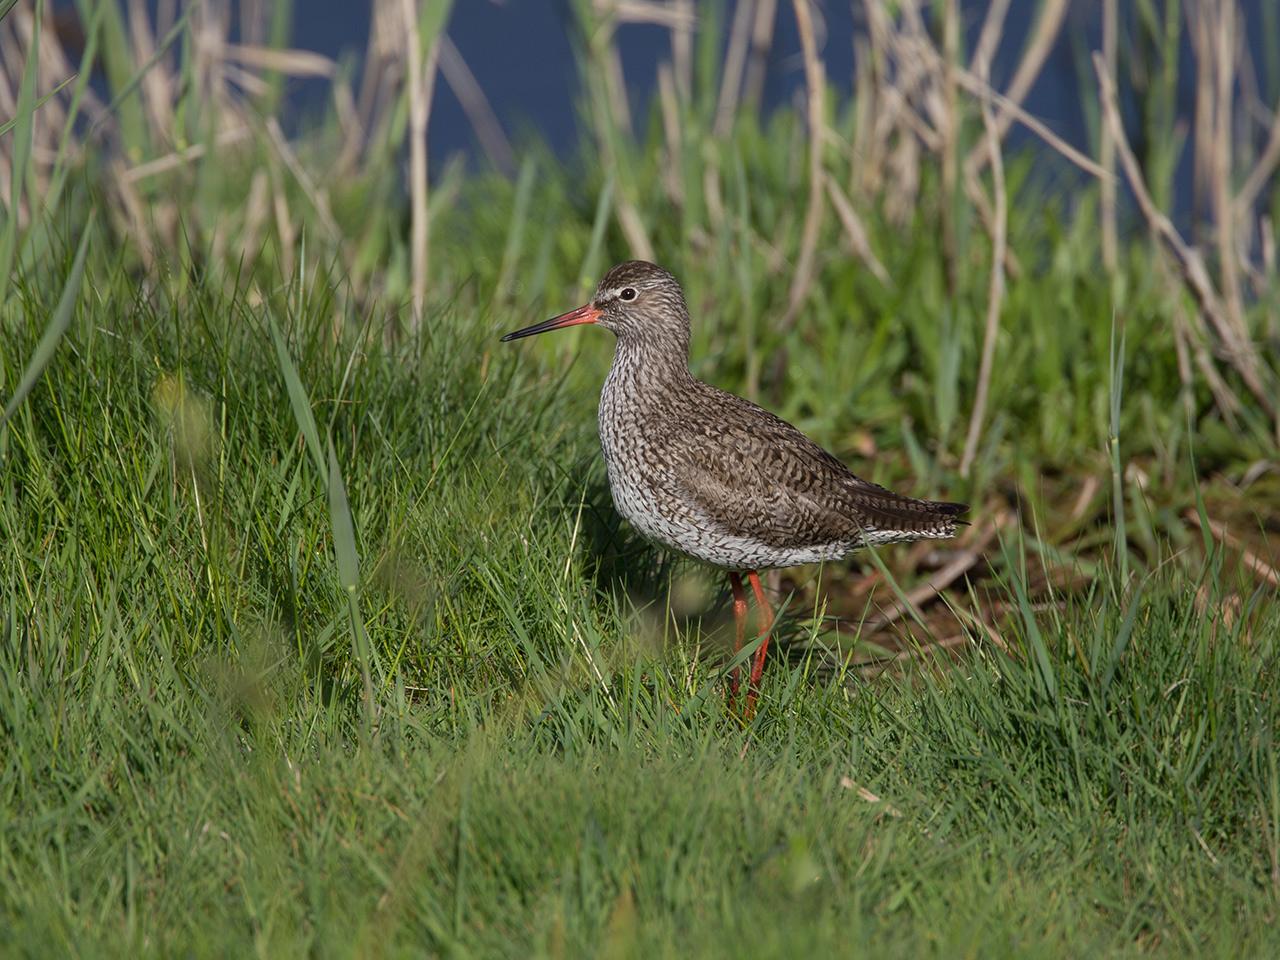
2, 0, 1279, 954
2, 237, 1278, 954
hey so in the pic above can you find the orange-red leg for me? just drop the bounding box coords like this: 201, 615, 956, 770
744, 570, 774, 718
728, 572, 748, 707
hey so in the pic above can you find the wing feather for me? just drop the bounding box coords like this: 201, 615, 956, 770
663, 385, 966, 547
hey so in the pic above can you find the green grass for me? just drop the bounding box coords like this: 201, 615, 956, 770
3, 1, 1280, 953
1, 227, 1278, 955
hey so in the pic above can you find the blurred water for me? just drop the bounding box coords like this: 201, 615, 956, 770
286, 0, 1274, 182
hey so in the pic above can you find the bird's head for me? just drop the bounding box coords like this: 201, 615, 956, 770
500, 260, 691, 353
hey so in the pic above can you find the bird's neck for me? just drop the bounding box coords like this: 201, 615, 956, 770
608, 334, 693, 392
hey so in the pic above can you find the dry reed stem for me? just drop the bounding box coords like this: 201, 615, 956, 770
656, 63, 685, 207
782, 0, 825, 328
333, 76, 364, 175
1169, 275, 1243, 422
961, 162, 1022, 280
714, 0, 755, 138
866, 7, 1103, 184
356, 0, 402, 138
1068, 475, 1102, 522
224, 43, 336, 77
743, 0, 777, 109
849, 32, 875, 195
590, 3, 634, 137
1263, 216, 1277, 280
939, 0, 961, 295
400, 0, 438, 330
960, 101, 1008, 478
965, 0, 1069, 177
265, 117, 341, 241
236, 0, 265, 47
438, 36, 514, 176
128, 0, 176, 142
123, 126, 251, 182
239, 167, 270, 268
1, 9, 105, 212
1209, 2, 1248, 347
824, 174, 888, 284
1186, 510, 1280, 587
670, 0, 693, 99
1094, 53, 1276, 421
860, 1, 937, 220
1235, 105, 1280, 217
613, 0, 695, 30
970, 0, 1011, 77
1100, 0, 1118, 270
950, 65, 1109, 181
1190, 1, 1215, 216
586, 3, 652, 260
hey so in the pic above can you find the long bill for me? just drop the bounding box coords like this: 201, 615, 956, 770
500, 303, 601, 341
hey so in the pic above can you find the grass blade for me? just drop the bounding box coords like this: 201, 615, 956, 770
328, 438, 375, 733
266, 312, 327, 483
1, 217, 93, 430
90, 3, 194, 133
1107, 314, 1128, 585
327, 440, 360, 593
0, 74, 76, 140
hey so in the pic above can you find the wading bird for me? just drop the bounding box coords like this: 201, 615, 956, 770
502, 261, 966, 716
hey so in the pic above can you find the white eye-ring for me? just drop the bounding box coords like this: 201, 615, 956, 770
619, 287, 637, 301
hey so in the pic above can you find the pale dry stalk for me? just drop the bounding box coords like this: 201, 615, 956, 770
1234, 106, 1280, 218
1207, 1, 1248, 345
1188, 511, 1280, 587
356, 0, 403, 141
965, 0, 1069, 179
742, 0, 778, 110
960, 96, 1007, 479
924, 56, 1108, 181
970, 0, 1011, 78
1100, 0, 1118, 270
438, 35, 514, 176
400, 0, 440, 330
825, 174, 888, 285
657, 63, 684, 206
128, 0, 177, 143
714, 0, 756, 138
670, 0, 693, 99
939, 0, 960, 294
586, 2, 653, 260
1094, 53, 1276, 423
782, 0, 826, 328
590, 1, 634, 137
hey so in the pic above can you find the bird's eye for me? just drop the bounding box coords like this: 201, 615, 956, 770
619, 287, 637, 301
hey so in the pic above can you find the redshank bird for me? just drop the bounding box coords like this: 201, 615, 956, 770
502, 261, 967, 715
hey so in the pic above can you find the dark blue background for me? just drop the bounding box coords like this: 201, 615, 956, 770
285, 0, 1275, 176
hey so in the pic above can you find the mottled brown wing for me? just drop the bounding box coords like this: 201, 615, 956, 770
665, 385, 966, 546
